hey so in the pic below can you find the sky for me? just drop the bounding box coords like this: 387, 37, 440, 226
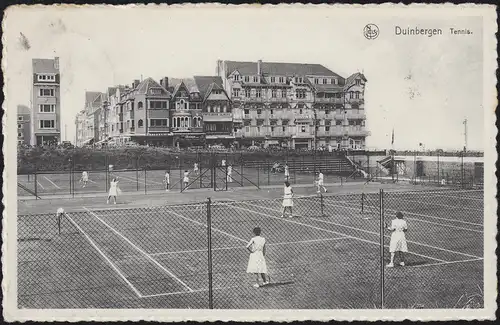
3, 5, 493, 150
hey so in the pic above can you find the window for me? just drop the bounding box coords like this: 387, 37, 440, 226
325, 109, 330, 115
257, 120, 263, 126
138, 101, 143, 109
355, 79, 361, 85
270, 109, 274, 115
39, 120, 55, 129
257, 126, 261, 133
270, 120, 277, 126
18, 116, 23, 121
39, 88, 54, 97
355, 91, 360, 99
39, 104, 55, 113
176, 99, 187, 110
256, 89, 261, 98
244, 120, 251, 126
150, 101, 168, 109
244, 109, 249, 115
279, 77, 284, 83
18, 124, 21, 129
282, 119, 289, 126
245, 89, 251, 97
333, 79, 338, 85
323, 78, 328, 84
150, 119, 168, 127
253, 76, 259, 83
244, 76, 250, 82
299, 109, 303, 114
37, 74, 55, 82
234, 75, 240, 81
138, 119, 143, 127
18, 132, 23, 137
281, 90, 287, 98
282, 126, 286, 132
314, 78, 319, 84
245, 126, 250, 132
257, 109, 262, 115
271, 89, 277, 98
301, 125, 306, 133
232, 88, 240, 97
270, 77, 275, 83
325, 126, 330, 132
296, 89, 306, 99
271, 126, 275, 133
149, 88, 162, 95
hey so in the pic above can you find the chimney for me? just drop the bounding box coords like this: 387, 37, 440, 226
161, 77, 169, 89
257, 60, 262, 75
216, 60, 222, 76
54, 57, 60, 70
133, 79, 140, 88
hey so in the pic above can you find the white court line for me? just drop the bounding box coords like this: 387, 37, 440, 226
243, 201, 482, 260
325, 198, 483, 228
230, 203, 447, 263
118, 174, 163, 186
165, 210, 247, 244
83, 207, 194, 293
140, 285, 239, 298
64, 213, 143, 298
36, 180, 45, 190
432, 193, 484, 202
120, 236, 349, 259
43, 176, 62, 189
410, 258, 484, 269
396, 197, 483, 213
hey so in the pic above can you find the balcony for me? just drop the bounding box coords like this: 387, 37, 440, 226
202, 112, 232, 122
294, 114, 313, 122
268, 97, 289, 103
349, 98, 365, 105
242, 97, 265, 103
315, 97, 343, 104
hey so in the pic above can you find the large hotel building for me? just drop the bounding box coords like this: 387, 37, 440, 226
76, 60, 369, 150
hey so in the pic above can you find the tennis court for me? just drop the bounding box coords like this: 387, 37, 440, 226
17, 187, 484, 309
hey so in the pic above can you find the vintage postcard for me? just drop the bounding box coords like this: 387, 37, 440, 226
2, 3, 497, 322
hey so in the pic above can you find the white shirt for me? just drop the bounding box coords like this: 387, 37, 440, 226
318, 173, 324, 182
164, 173, 170, 182
194, 163, 198, 170
221, 160, 226, 166
390, 219, 408, 233
82, 171, 88, 177
227, 166, 232, 174
246, 236, 266, 252
284, 186, 293, 199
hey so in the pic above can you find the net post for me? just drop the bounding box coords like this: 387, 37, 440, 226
206, 198, 214, 309
379, 189, 385, 309
257, 161, 260, 187
135, 157, 139, 192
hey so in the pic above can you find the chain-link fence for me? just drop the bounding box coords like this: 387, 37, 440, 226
18, 188, 484, 309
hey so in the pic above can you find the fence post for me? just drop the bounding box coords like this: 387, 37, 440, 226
320, 193, 325, 217
181, 157, 184, 193
34, 170, 38, 200
437, 152, 440, 184
267, 159, 270, 186
461, 152, 465, 189
200, 158, 203, 189
144, 169, 147, 194
361, 192, 365, 214
72, 160, 75, 198
206, 198, 214, 309
240, 154, 244, 187
379, 189, 385, 309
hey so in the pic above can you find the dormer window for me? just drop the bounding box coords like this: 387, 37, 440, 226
355, 79, 361, 86
244, 76, 250, 82
234, 74, 240, 81
270, 77, 276, 83
149, 88, 162, 95
253, 76, 259, 83
37, 74, 55, 82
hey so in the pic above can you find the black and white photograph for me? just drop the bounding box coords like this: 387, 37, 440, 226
2, 4, 497, 322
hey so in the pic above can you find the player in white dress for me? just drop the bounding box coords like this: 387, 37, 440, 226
80, 171, 89, 188
221, 159, 226, 167
386, 211, 408, 267
316, 171, 327, 193
163, 171, 170, 191
281, 181, 294, 218
193, 163, 199, 175
284, 164, 290, 181
107, 178, 119, 204
183, 170, 190, 190
246, 227, 269, 288
227, 165, 233, 183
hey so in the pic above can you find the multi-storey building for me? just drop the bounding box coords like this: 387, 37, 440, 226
17, 105, 31, 146
32, 57, 61, 145
216, 59, 369, 149
193, 76, 233, 145
77, 91, 105, 146
74, 110, 85, 146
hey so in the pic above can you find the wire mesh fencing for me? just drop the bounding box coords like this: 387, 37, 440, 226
17, 188, 483, 309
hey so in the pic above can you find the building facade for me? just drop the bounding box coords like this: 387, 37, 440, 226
17, 105, 31, 146
32, 57, 61, 145
216, 60, 369, 150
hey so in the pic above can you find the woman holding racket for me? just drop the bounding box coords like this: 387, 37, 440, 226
280, 181, 294, 218
107, 178, 120, 205
386, 211, 408, 267
246, 227, 269, 288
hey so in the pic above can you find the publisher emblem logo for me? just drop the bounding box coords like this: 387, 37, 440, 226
364, 24, 379, 40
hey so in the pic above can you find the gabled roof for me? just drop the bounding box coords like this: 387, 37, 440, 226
32, 58, 58, 73
107, 87, 118, 97
224, 60, 342, 78
193, 76, 225, 99
85, 91, 103, 108
136, 77, 171, 96
17, 105, 30, 115
345, 72, 367, 88
171, 81, 190, 98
